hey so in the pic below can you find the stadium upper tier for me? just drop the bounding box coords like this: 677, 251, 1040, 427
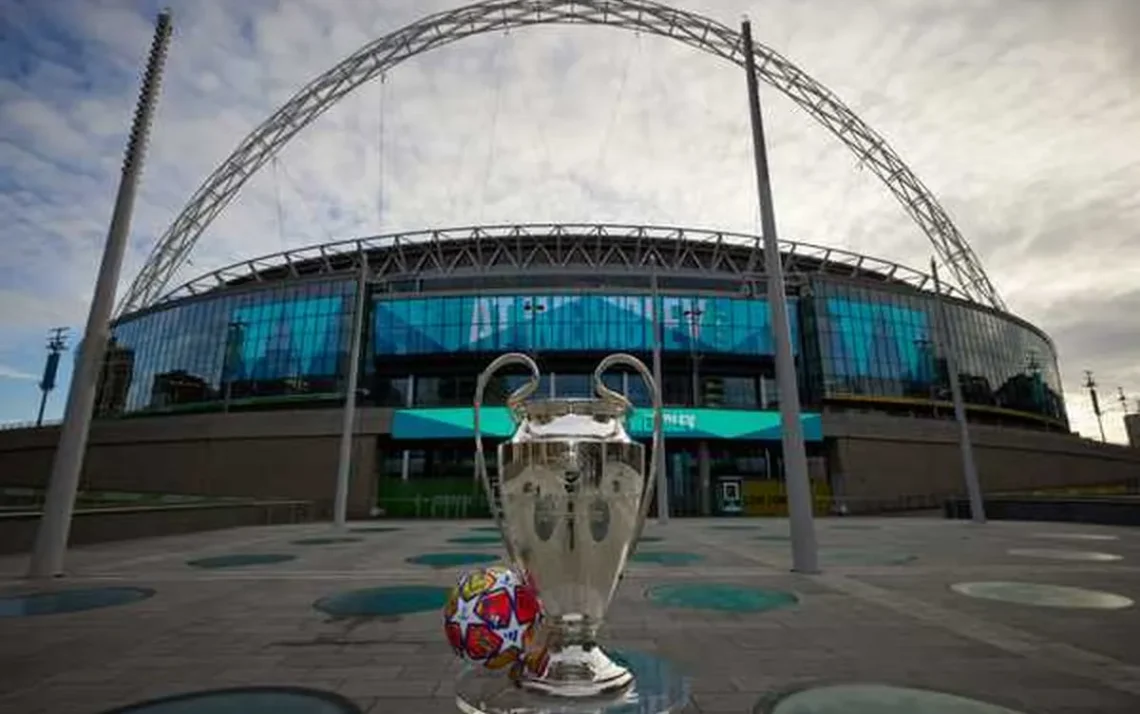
102, 224, 1066, 429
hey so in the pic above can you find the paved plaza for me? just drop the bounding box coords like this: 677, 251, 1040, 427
1, 516, 1138, 713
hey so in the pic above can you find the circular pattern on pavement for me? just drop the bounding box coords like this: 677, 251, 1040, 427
95, 686, 361, 714
186, 554, 296, 569
470, 526, 501, 533
447, 535, 503, 545
951, 581, 1134, 609
314, 585, 450, 618
406, 552, 499, 568
1034, 532, 1119, 542
1007, 548, 1122, 562
351, 526, 402, 533
291, 537, 363, 546
647, 583, 797, 613
630, 551, 705, 566
822, 549, 916, 566
761, 683, 1026, 714
638, 535, 665, 543
0, 587, 155, 618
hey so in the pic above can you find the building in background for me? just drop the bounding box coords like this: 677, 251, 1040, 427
3, 225, 1136, 518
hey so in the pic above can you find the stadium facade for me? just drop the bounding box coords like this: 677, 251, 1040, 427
4, 222, 1106, 519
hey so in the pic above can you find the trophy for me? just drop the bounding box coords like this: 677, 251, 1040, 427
459, 351, 674, 713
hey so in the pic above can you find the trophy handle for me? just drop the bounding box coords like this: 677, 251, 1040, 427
474, 352, 541, 560
592, 353, 663, 553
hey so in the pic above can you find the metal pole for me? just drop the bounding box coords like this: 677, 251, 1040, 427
650, 259, 668, 524
35, 392, 49, 428
29, 11, 172, 578
931, 260, 985, 523
741, 19, 818, 573
334, 260, 369, 528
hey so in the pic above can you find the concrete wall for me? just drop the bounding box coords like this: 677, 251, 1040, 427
0, 409, 391, 519
4, 407, 1138, 519
824, 412, 1140, 511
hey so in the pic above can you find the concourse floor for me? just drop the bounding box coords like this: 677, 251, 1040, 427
1, 517, 1138, 713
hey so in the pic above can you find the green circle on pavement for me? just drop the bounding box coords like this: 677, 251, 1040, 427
631, 551, 704, 566
647, 583, 797, 612
448, 535, 503, 545
406, 552, 499, 568
291, 537, 362, 546
314, 585, 450, 618
187, 554, 296, 569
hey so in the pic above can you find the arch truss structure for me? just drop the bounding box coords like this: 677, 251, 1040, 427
118, 0, 1005, 316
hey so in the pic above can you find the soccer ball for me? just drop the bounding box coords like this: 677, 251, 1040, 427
443, 564, 547, 675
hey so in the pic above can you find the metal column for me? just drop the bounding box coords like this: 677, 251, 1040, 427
931, 260, 985, 523
650, 261, 668, 524
741, 19, 818, 573
29, 11, 173, 578
333, 261, 369, 528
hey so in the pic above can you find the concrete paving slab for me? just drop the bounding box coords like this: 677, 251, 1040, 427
0, 517, 1137, 713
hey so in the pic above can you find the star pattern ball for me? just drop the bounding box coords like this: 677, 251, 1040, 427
443, 564, 545, 674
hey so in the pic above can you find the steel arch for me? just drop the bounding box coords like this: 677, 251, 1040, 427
118, 0, 1005, 315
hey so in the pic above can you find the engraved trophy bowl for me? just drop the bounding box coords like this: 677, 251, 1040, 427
461, 352, 682, 714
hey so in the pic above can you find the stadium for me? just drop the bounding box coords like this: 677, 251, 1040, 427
7, 221, 1120, 520
4, 1, 1139, 526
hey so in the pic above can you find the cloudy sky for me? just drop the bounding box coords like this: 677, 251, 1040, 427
0, 0, 1137, 442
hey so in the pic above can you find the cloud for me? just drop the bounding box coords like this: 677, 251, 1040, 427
0, 364, 37, 381
0, 0, 1137, 441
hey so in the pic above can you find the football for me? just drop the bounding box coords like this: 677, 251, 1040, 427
443, 563, 547, 676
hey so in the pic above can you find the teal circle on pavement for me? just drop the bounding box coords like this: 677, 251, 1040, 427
96, 686, 362, 713
470, 526, 501, 533
638, 536, 665, 543
187, 554, 296, 569
822, 549, 916, 566
1007, 548, 1122, 562
406, 552, 499, 568
314, 585, 450, 618
647, 583, 797, 613
447, 535, 503, 545
0, 587, 155, 618
291, 537, 363, 546
951, 581, 1134, 610
351, 526, 402, 533
765, 683, 1026, 714
630, 551, 705, 566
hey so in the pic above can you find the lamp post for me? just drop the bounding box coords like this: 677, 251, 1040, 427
742, 18, 818, 572
36, 328, 70, 427
221, 320, 245, 413
29, 10, 172, 579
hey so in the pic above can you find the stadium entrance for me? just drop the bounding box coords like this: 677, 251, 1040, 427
373, 406, 830, 518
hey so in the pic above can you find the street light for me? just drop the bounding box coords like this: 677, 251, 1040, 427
683, 307, 703, 407
36, 328, 70, 427
222, 320, 245, 413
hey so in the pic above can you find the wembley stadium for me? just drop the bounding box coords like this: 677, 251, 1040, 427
19, 220, 1117, 521
4, 1, 1138, 527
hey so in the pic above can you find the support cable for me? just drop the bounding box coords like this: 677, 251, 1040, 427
476, 30, 511, 224
593, 33, 641, 175
271, 155, 286, 250
377, 72, 387, 231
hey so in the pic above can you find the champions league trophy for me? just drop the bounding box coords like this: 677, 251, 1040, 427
458, 352, 688, 714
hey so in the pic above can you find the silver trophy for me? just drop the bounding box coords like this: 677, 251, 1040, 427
461, 352, 666, 712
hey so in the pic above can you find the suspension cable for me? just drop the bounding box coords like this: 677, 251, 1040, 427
271, 155, 286, 249
593, 33, 641, 175
476, 30, 511, 224
377, 72, 387, 231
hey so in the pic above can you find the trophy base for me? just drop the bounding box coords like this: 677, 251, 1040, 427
455, 649, 689, 714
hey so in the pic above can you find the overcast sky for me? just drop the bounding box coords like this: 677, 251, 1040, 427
0, 0, 1137, 442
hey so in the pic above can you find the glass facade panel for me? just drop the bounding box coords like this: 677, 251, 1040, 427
96, 276, 1064, 425
98, 279, 356, 415
811, 281, 1064, 423
372, 293, 799, 357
